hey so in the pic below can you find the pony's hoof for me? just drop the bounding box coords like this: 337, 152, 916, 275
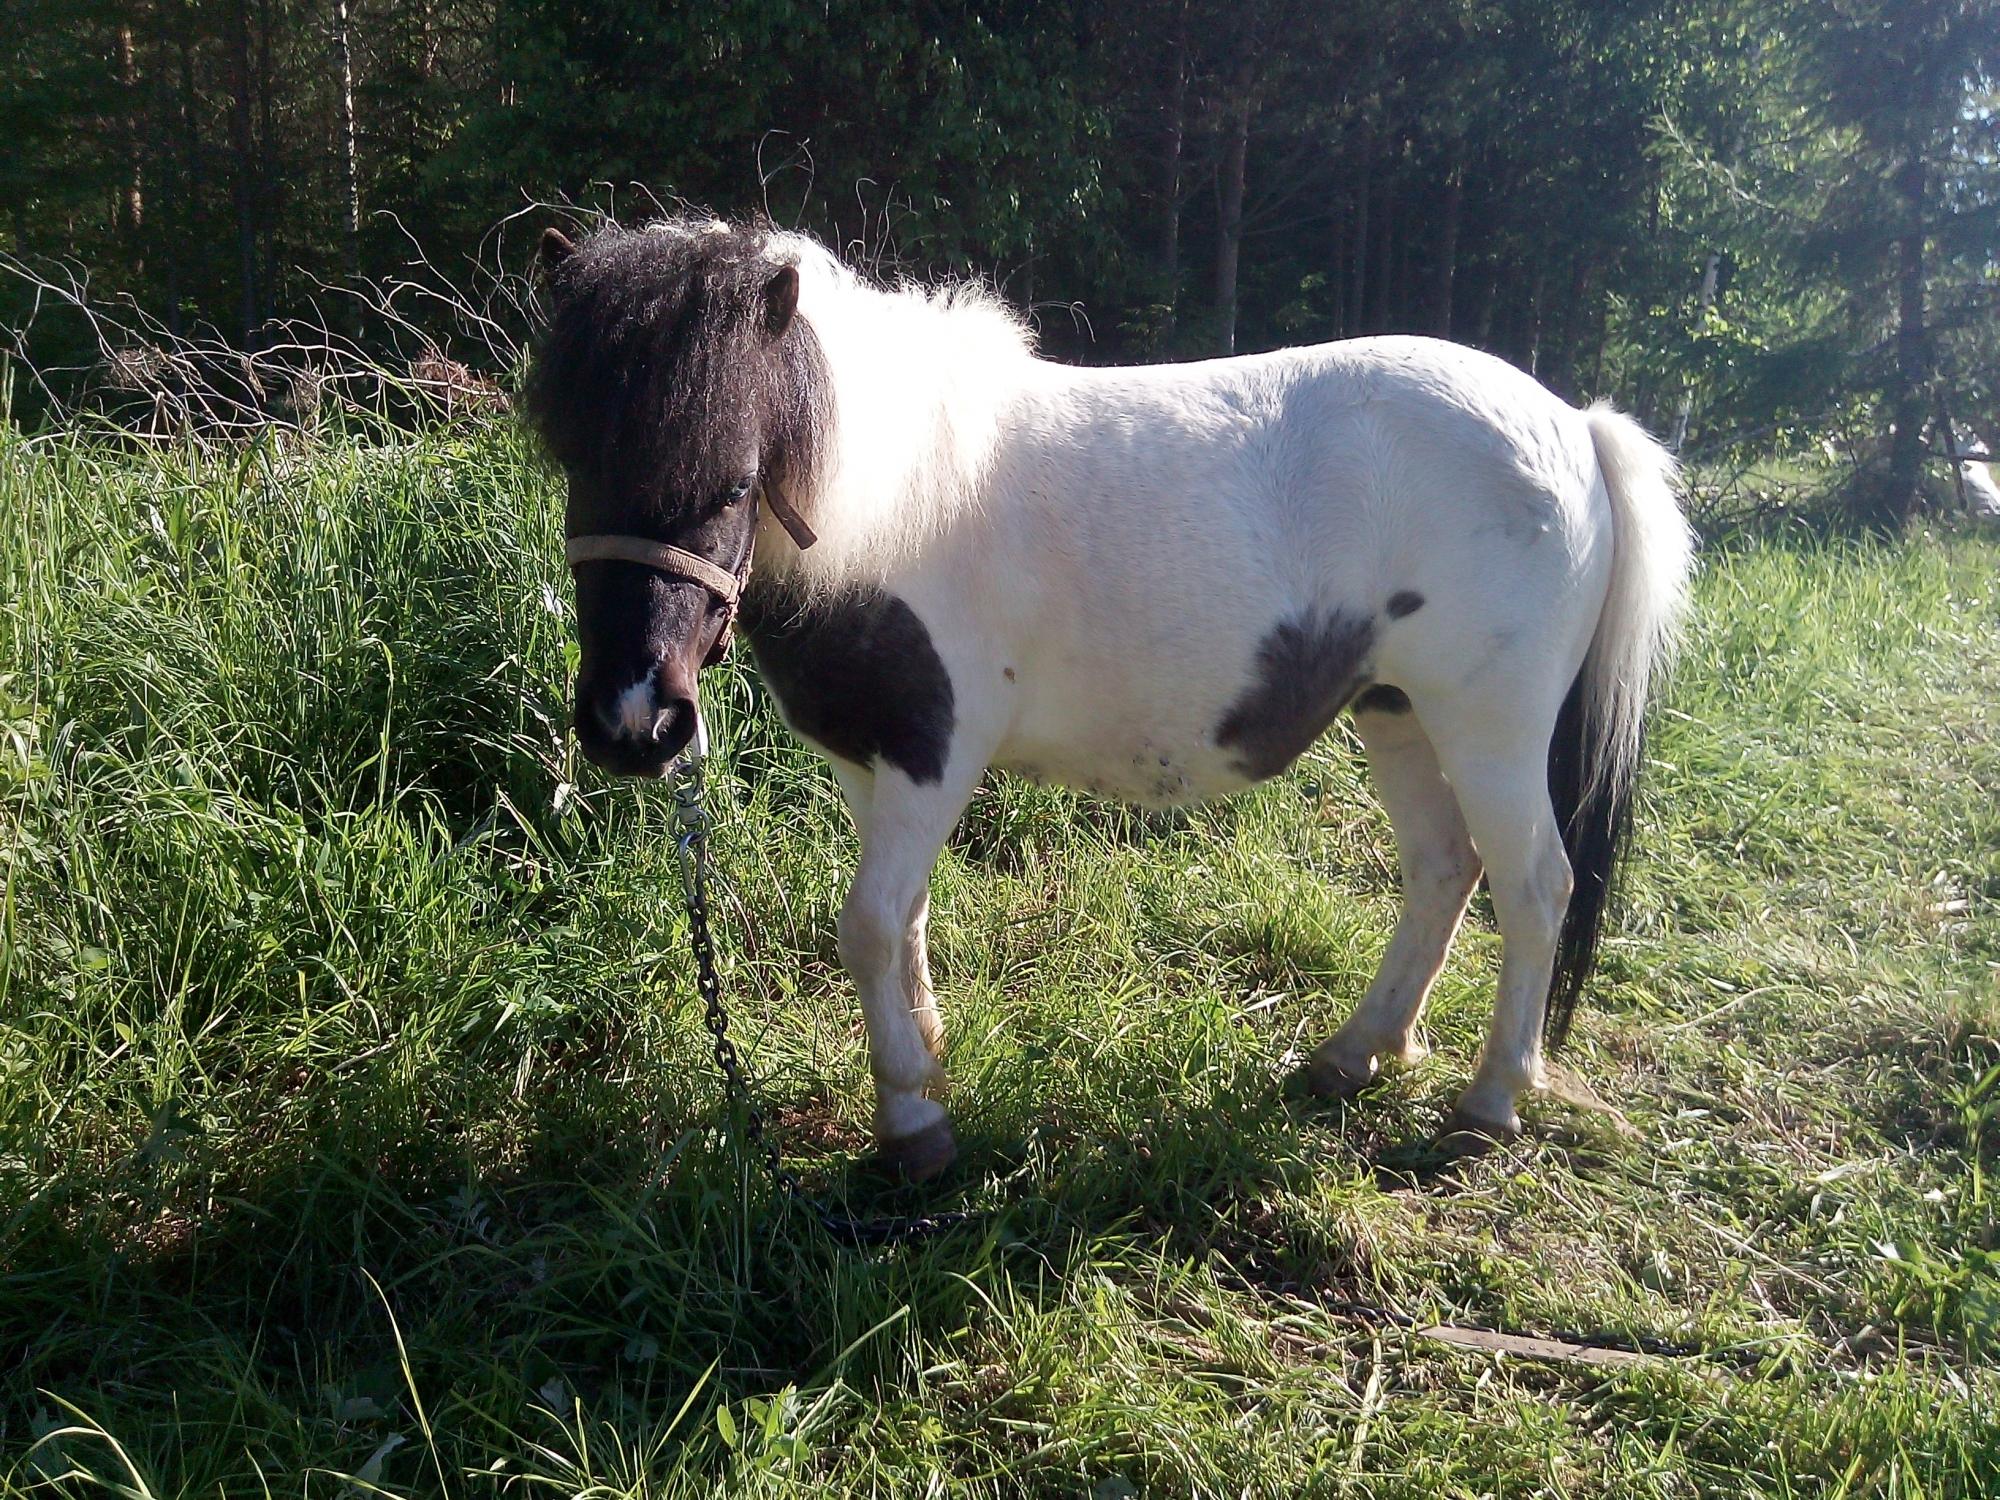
879, 1118, 957, 1183
1436, 1106, 1520, 1156
1305, 1054, 1379, 1101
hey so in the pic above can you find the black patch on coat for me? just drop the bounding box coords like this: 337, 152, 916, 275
1214, 610, 1376, 779
1385, 590, 1425, 619
741, 585, 955, 783
1351, 684, 1411, 715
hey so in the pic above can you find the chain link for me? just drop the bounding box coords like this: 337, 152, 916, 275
668, 743, 976, 1248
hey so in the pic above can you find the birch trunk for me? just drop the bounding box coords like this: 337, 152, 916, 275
1156, 2, 1187, 342
334, 0, 362, 289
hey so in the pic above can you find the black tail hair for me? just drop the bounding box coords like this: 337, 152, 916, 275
1543, 668, 1642, 1050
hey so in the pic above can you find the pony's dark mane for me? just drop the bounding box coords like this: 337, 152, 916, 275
525, 221, 830, 523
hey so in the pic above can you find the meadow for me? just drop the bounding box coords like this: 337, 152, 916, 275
1, 423, 1996, 1496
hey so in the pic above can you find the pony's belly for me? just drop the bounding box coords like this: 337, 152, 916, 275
991, 601, 1381, 806
994, 731, 1254, 808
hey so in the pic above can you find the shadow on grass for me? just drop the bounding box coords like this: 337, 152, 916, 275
4, 1013, 1519, 1482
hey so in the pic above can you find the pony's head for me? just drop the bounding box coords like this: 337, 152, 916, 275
526, 220, 828, 775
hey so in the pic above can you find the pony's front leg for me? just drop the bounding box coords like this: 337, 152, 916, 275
901, 889, 943, 1058
835, 761, 981, 1181
830, 761, 944, 1061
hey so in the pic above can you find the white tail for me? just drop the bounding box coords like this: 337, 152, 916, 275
1581, 403, 1695, 797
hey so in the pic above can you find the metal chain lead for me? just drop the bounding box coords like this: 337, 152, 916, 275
668, 736, 974, 1248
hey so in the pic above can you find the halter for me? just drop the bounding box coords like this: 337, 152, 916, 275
565, 486, 817, 665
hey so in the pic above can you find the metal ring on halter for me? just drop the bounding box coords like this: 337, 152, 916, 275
674, 712, 710, 783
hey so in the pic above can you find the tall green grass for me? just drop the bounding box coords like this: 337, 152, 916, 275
2, 426, 1996, 1496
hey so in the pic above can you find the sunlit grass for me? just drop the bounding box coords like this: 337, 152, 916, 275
2, 425, 1996, 1496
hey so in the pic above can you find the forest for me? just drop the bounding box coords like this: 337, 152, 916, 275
4, 0, 1999, 528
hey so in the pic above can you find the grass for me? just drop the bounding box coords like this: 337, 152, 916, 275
1, 421, 1996, 1497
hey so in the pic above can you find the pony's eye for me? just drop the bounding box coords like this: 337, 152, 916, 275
726, 478, 755, 504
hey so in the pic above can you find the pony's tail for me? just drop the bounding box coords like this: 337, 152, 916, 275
1544, 405, 1694, 1048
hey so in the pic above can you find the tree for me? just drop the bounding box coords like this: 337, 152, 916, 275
1799, 0, 2000, 529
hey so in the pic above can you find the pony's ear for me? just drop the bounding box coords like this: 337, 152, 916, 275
762, 265, 800, 338
538, 227, 576, 274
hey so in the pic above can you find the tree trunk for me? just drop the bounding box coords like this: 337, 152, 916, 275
1881, 153, 1930, 532
1156, 1, 1188, 344
1669, 249, 1721, 450
116, 23, 144, 258
1328, 210, 1347, 336
226, 0, 260, 345
1391, 183, 1410, 328
257, 0, 277, 319
1937, 393, 1969, 511
1214, 61, 1254, 357
1432, 144, 1463, 337
1525, 263, 1547, 376
1547, 254, 1593, 398
1670, 124, 1741, 449
172, 8, 203, 335
1473, 263, 1497, 348
1349, 115, 1373, 335
1370, 178, 1394, 331
334, 0, 362, 291
1587, 289, 1610, 400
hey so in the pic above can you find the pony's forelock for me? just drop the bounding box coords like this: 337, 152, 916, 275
524, 218, 830, 529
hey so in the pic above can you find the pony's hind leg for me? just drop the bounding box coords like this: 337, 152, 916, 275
1417, 695, 1576, 1144
1308, 691, 1482, 1099
835, 760, 982, 1181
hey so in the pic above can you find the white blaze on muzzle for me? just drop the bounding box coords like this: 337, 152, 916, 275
614, 678, 661, 740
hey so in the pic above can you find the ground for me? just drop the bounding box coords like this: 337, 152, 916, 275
1, 427, 1996, 1496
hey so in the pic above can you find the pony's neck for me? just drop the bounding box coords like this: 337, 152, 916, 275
763, 236, 1034, 594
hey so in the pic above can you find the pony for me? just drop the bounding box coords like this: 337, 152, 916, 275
526, 217, 1694, 1181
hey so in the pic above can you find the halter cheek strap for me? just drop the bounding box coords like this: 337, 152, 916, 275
761, 487, 818, 550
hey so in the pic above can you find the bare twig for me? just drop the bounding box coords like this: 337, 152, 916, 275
0, 207, 562, 445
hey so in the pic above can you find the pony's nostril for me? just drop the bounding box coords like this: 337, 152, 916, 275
574, 673, 695, 771
590, 695, 623, 740
652, 696, 698, 759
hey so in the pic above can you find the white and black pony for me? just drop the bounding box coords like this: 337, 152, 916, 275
526, 218, 1693, 1180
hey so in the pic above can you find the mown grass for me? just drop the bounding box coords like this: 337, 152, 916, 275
1, 423, 1996, 1497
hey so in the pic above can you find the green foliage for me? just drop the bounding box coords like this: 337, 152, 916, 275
2, 424, 1998, 1494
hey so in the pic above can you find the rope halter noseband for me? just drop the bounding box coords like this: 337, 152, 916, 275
564, 486, 817, 666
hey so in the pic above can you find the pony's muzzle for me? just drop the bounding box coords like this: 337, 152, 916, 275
576, 665, 700, 776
